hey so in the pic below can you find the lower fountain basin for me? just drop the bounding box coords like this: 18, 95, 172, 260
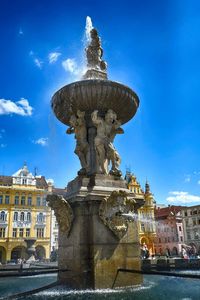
52, 79, 139, 125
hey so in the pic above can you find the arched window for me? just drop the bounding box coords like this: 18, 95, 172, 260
28, 195, 32, 206
20, 212, 25, 221
27, 212, 31, 222
14, 212, 18, 221
0, 211, 6, 221
14, 194, 19, 205
38, 213, 44, 223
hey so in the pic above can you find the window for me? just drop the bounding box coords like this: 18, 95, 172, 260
179, 226, 182, 231
20, 212, 25, 221
36, 197, 41, 206
22, 178, 27, 185
159, 238, 161, 243
5, 195, 9, 204
12, 228, 17, 238
193, 220, 197, 226
37, 228, 44, 238
180, 236, 183, 242
37, 213, 44, 223
193, 210, 197, 215
0, 228, 5, 237
26, 228, 30, 237
184, 211, 188, 217
0, 211, 6, 221
14, 195, 19, 205
21, 195, 26, 205
19, 228, 24, 237
13, 212, 18, 221
141, 223, 145, 232
27, 212, 31, 222
0, 195, 3, 204
42, 197, 46, 206
27, 196, 32, 206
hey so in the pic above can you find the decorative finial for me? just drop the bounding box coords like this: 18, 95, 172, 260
145, 180, 150, 194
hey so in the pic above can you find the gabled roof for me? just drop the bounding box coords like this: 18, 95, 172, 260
155, 205, 184, 219
0, 176, 12, 186
35, 176, 48, 189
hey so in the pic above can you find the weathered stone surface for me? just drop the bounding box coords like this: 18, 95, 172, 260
99, 190, 136, 239
55, 175, 144, 289
51, 80, 139, 126
47, 194, 74, 235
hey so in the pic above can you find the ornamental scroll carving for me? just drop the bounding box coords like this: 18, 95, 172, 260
99, 190, 136, 239
47, 194, 74, 236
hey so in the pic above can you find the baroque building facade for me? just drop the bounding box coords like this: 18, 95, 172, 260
0, 164, 52, 263
181, 205, 200, 254
154, 205, 185, 256
125, 171, 156, 255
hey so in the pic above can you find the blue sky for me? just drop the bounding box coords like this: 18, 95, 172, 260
0, 0, 200, 205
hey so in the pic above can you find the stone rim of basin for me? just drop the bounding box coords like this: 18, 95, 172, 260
51, 79, 139, 126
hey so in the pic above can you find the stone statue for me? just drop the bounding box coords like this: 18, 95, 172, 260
91, 109, 123, 175
86, 28, 107, 71
47, 195, 74, 235
99, 190, 136, 239
67, 110, 89, 175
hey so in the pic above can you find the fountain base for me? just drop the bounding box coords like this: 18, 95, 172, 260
51, 175, 144, 289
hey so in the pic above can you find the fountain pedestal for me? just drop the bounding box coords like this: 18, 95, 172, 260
48, 175, 144, 289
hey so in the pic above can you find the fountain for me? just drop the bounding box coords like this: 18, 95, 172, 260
47, 18, 145, 289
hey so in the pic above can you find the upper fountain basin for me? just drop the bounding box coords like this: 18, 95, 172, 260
52, 79, 139, 126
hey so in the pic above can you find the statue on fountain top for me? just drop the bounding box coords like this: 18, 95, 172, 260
83, 28, 108, 80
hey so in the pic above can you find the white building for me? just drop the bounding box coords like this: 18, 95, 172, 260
181, 205, 200, 254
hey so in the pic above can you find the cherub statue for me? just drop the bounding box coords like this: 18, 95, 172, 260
67, 110, 89, 175
91, 109, 123, 175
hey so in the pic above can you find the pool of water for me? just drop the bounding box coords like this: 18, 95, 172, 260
0, 273, 57, 298
0, 273, 199, 300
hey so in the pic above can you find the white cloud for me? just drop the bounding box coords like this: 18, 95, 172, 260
0, 98, 33, 116
194, 171, 200, 175
19, 28, 23, 35
167, 191, 200, 204
47, 178, 54, 185
184, 174, 191, 183
62, 58, 78, 74
48, 52, 61, 64
34, 58, 43, 69
0, 143, 6, 148
197, 180, 200, 185
34, 137, 48, 146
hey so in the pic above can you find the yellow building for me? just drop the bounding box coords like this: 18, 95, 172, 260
0, 164, 51, 263
125, 171, 156, 255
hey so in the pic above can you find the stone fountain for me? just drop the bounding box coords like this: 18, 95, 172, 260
47, 23, 144, 289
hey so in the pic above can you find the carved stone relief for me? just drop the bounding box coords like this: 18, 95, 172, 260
47, 194, 74, 236
99, 190, 136, 239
